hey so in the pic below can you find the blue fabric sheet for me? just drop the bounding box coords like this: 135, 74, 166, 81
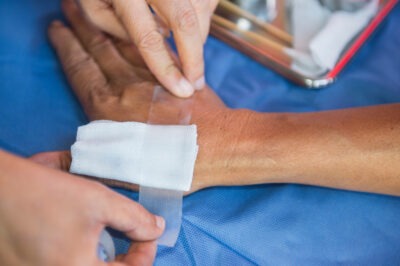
1, 1, 400, 264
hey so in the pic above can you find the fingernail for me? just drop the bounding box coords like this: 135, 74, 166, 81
176, 78, 194, 97
51, 20, 63, 27
155, 216, 165, 229
194, 76, 205, 91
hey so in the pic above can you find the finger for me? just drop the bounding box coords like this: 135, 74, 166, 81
79, 0, 170, 41
48, 20, 108, 111
113, 40, 147, 69
112, 40, 183, 95
113, 41, 156, 81
190, 0, 212, 42
112, 0, 195, 98
30, 151, 71, 171
122, 241, 157, 266
114, 39, 181, 69
151, 0, 205, 90
63, 0, 137, 82
165, 41, 182, 68
99, 189, 165, 241
79, 0, 129, 40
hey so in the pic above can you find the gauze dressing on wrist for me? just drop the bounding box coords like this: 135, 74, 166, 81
70, 85, 197, 247
70, 121, 197, 191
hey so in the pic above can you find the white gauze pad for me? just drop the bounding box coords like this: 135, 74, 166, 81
70, 120, 198, 192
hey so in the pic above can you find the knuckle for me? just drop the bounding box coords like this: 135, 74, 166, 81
63, 54, 109, 101
64, 55, 94, 79
176, 7, 198, 32
90, 90, 115, 107
86, 84, 113, 112
136, 29, 164, 52
87, 34, 111, 52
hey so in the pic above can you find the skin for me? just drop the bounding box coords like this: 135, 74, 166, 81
77, 0, 219, 97
36, 0, 400, 197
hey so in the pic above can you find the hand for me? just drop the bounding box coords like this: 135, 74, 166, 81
76, 0, 219, 97
45, 0, 237, 193
0, 150, 164, 266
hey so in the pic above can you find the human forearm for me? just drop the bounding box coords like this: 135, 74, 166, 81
217, 103, 400, 195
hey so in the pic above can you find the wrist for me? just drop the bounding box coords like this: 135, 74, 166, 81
224, 110, 287, 185
193, 107, 247, 190
205, 110, 297, 188
194, 108, 285, 190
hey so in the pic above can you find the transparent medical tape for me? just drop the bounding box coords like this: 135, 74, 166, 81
139, 85, 195, 247
90, 85, 195, 248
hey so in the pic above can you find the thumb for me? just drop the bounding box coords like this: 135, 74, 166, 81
99, 189, 165, 241
30, 151, 72, 171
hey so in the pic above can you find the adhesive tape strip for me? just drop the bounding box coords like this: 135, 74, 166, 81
139, 85, 195, 247
139, 187, 183, 246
